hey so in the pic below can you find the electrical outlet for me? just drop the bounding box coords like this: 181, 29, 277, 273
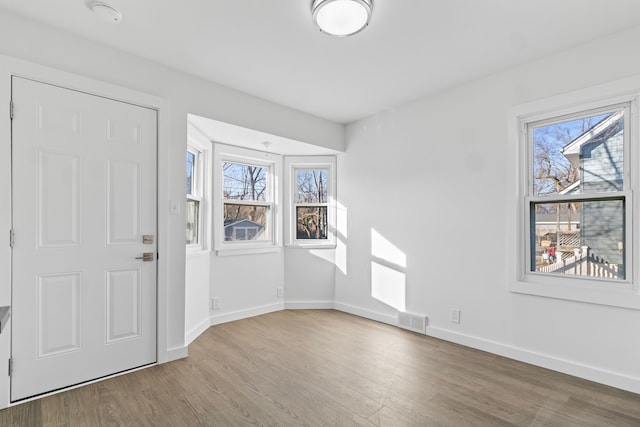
276, 287, 284, 298
450, 308, 461, 324
212, 297, 221, 310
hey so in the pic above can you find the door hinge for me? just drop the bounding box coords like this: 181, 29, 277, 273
9, 99, 13, 120
8, 358, 12, 376
9, 229, 14, 248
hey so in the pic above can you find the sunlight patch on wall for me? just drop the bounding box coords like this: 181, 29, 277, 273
309, 248, 334, 264
371, 261, 406, 311
334, 201, 348, 275
335, 239, 347, 275
307, 200, 347, 274
370, 229, 406, 311
337, 201, 348, 238
371, 229, 406, 268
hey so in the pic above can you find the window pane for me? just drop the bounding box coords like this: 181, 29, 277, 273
296, 206, 328, 240
223, 204, 268, 241
532, 110, 624, 196
223, 162, 267, 201
186, 199, 199, 245
296, 169, 328, 203
530, 199, 624, 280
186, 151, 196, 195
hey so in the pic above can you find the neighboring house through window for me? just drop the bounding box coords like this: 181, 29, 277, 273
222, 161, 269, 242
529, 107, 626, 279
213, 144, 282, 254
509, 79, 640, 309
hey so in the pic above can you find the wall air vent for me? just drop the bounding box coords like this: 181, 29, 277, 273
397, 311, 428, 334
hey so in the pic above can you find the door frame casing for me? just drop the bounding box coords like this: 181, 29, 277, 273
0, 54, 178, 409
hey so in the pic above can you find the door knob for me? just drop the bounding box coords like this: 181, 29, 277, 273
135, 252, 154, 261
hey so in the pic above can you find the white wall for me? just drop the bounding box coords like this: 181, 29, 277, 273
0, 10, 343, 399
209, 252, 285, 324
185, 251, 211, 344
336, 25, 640, 393
284, 248, 336, 306
0, 14, 343, 154
3, 8, 640, 399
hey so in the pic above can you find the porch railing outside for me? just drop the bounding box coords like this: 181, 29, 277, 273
537, 245, 620, 279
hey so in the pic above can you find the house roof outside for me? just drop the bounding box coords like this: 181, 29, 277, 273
561, 110, 624, 167
224, 219, 264, 229
559, 180, 580, 195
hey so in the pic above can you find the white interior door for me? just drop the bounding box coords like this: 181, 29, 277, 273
10, 77, 157, 401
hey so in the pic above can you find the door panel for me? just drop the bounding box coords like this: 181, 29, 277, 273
106, 268, 142, 343
11, 77, 157, 401
37, 272, 82, 358
37, 150, 81, 247
107, 160, 141, 244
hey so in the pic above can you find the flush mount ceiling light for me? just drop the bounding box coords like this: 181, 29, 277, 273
90, 2, 123, 24
312, 0, 373, 37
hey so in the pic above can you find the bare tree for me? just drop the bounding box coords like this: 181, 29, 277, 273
533, 114, 610, 238
296, 169, 327, 239
223, 162, 267, 226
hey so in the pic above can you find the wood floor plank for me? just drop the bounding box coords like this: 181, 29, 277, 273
0, 309, 639, 426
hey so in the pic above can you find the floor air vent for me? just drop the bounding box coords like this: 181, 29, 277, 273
397, 312, 428, 334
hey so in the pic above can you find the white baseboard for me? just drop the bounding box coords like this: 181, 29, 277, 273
284, 300, 335, 309
161, 345, 188, 363
195, 300, 640, 395
209, 302, 285, 326
333, 301, 398, 327
426, 325, 640, 395
185, 317, 211, 346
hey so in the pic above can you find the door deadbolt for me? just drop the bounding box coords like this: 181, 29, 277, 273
135, 252, 154, 262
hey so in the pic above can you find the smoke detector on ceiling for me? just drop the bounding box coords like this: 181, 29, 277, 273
90, 2, 123, 24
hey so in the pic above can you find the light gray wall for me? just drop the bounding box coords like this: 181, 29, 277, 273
0, 11, 343, 372
335, 24, 640, 393
284, 248, 336, 304
3, 8, 640, 398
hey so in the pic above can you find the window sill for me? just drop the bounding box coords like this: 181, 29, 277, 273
509, 277, 640, 310
215, 246, 282, 257
286, 243, 337, 250
186, 247, 211, 257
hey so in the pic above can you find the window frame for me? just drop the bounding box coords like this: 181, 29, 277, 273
285, 156, 337, 249
186, 143, 206, 250
213, 143, 282, 255
525, 104, 630, 282
509, 81, 640, 310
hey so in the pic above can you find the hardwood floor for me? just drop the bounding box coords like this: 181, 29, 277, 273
1, 309, 639, 426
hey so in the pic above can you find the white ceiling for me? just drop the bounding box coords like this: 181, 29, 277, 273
2, 0, 640, 124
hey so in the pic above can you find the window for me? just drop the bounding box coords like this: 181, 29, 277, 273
186, 123, 211, 251
222, 161, 270, 242
528, 106, 627, 280
295, 168, 328, 240
510, 81, 640, 309
285, 156, 336, 247
214, 144, 282, 254
186, 148, 202, 246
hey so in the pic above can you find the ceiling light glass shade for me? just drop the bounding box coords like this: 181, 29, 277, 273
312, 0, 373, 37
